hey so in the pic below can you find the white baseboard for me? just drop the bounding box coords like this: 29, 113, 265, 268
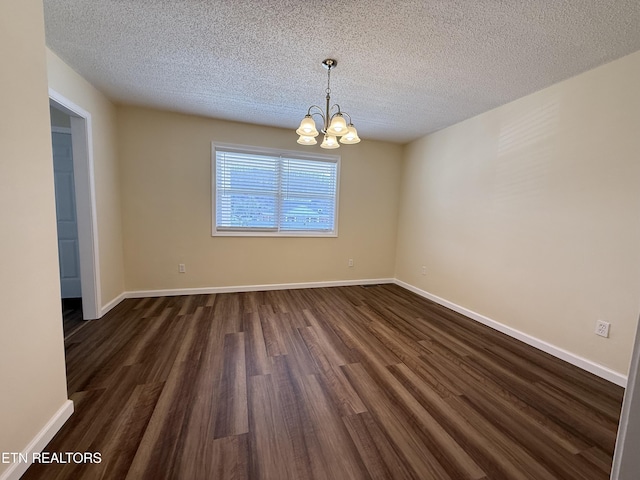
0, 400, 74, 480
100, 292, 127, 317
394, 279, 627, 387
125, 278, 395, 299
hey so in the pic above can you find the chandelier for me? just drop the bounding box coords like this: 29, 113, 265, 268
296, 59, 361, 149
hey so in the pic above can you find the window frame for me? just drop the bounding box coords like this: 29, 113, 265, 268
211, 142, 340, 237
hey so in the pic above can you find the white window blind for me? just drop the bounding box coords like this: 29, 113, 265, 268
213, 144, 339, 236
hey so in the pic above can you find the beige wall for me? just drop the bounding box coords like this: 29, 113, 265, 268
118, 106, 402, 291
0, 0, 69, 474
46, 49, 125, 308
396, 50, 640, 375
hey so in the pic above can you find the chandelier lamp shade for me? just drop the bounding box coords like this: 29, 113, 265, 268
296, 59, 361, 149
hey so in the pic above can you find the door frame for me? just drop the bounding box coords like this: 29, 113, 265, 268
49, 88, 101, 320
611, 315, 640, 478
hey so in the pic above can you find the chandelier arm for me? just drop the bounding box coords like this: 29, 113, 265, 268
341, 111, 353, 124
306, 105, 324, 116
306, 105, 326, 127
329, 104, 343, 118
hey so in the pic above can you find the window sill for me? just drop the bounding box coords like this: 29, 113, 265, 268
212, 230, 338, 238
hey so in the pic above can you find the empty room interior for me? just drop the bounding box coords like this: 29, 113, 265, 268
3, 1, 640, 479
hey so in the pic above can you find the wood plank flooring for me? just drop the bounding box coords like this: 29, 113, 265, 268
23, 284, 623, 479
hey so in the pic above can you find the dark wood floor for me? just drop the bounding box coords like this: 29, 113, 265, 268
25, 284, 623, 479
62, 297, 85, 339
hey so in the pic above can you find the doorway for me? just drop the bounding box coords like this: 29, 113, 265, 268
50, 111, 84, 336
49, 89, 101, 325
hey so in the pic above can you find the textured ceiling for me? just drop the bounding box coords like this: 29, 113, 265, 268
43, 0, 640, 144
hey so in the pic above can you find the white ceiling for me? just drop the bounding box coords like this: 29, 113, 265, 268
43, 1, 640, 144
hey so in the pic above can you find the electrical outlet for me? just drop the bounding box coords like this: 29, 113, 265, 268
348, 258, 354, 267
178, 264, 186, 273
595, 320, 610, 338
421, 266, 426, 275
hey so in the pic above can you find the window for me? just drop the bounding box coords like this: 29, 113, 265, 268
213, 143, 339, 236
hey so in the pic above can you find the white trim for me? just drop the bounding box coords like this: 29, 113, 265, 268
125, 278, 394, 299
212, 231, 338, 238
212, 142, 341, 163
394, 279, 628, 387
0, 400, 74, 480
50, 126, 71, 134
49, 89, 101, 320
611, 314, 640, 478
99, 292, 127, 317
